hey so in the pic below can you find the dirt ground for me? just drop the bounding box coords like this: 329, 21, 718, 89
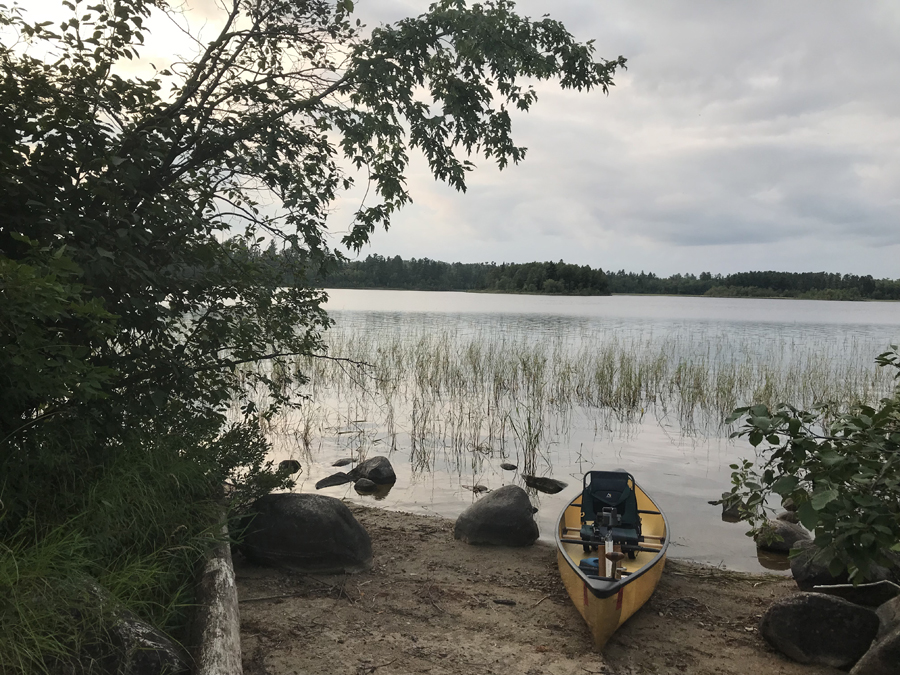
236, 504, 839, 675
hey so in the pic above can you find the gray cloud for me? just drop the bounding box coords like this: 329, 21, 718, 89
353, 0, 900, 276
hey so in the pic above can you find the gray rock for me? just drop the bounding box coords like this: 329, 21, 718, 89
278, 459, 302, 474
348, 456, 396, 485
814, 580, 900, 609
522, 475, 567, 494
110, 610, 191, 675
759, 592, 879, 669
754, 519, 811, 553
354, 478, 377, 494
876, 596, 900, 640
776, 510, 799, 524
500, 463, 518, 471
315, 472, 352, 489
782, 497, 798, 512
791, 539, 850, 590
849, 625, 900, 675
238, 493, 372, 573
454, 485, 539, 547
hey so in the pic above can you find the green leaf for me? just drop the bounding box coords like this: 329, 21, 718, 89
810, 489, 839, 510
797, 502, 818, 530
770, 475, 798, 496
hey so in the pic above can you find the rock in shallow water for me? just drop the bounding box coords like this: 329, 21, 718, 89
754, 519, 811, 553
348, 456, 396, 485
238, 493, 372, 573
315, 472, 352, 489
354, 478, 377, 494
278, 459, 302, 474
521, 475, 567, 494
454, 485, 538, 547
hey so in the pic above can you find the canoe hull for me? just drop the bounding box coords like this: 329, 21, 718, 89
555, 477, 669, 650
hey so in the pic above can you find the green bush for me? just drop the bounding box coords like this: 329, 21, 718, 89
725, 346, 900, 582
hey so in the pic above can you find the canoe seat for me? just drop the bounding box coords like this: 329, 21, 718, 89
579, 470, 642, 555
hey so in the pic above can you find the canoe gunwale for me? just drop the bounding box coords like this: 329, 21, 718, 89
555, 480, 670, 600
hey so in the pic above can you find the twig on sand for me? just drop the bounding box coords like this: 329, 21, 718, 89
532, 594, 551, 608
357, 658, 397, 674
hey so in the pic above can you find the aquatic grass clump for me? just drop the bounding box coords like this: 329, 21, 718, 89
240, 323, 896, 477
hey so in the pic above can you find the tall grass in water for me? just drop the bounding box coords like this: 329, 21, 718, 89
247, 327, 895, 474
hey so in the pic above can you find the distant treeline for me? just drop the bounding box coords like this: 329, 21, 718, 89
606, 270, 900, 301
254, 248, 900, 300
322, 255, 611, 295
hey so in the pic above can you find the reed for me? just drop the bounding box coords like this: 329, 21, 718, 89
240, 324, 895, 473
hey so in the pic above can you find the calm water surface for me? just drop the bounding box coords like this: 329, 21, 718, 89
272, 290, 900, 573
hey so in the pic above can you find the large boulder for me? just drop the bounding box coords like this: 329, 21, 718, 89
791, 539, 849, 590
876, 596, 900, 640
238, 493, 372, 573
454, 485, 539, 547
754, 519, 811, 553
814, 580, 900, 609
849, 626, 900, 675
759, 592, 879, 669
111, 610, 191, 675
348, 456, 396, 485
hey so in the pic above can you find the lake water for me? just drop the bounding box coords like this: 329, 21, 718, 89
268, 290, 900, 573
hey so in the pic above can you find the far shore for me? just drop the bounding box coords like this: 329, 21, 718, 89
323, 286, 897, 302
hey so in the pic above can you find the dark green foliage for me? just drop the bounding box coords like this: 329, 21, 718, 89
1, 0, 623, 668
320, 254, 610, 294
606, 269, 900, 300
724, 346, 900, 582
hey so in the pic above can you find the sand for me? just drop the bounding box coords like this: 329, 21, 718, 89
236, 504, 838, 675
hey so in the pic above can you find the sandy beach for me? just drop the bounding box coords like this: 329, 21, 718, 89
236, 503, 838, 675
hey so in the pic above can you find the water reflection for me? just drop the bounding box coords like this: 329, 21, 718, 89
256, 291, 900, 574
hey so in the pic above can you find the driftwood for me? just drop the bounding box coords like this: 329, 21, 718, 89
191, 520, 242, 675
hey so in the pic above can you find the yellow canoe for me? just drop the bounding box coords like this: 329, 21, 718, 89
555, 471, 669, 650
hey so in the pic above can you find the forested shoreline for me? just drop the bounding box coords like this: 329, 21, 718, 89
316, 253, 900, 300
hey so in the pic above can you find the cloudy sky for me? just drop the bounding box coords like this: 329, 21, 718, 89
23, 1, 900, 277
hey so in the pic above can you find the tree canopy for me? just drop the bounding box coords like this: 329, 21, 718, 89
0, 0, 625, 491
0, 0, 625, 667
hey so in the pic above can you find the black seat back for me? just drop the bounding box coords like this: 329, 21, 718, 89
580, 470, 641, 545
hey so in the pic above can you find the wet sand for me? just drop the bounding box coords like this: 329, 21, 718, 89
237, 504, 838, 675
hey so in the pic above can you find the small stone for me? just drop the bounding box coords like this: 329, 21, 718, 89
278, 459, 302, 474
500, 463, 518, 471
522, 475, 567, 494
354, 478, 377, 494
332, 458, 354, 467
